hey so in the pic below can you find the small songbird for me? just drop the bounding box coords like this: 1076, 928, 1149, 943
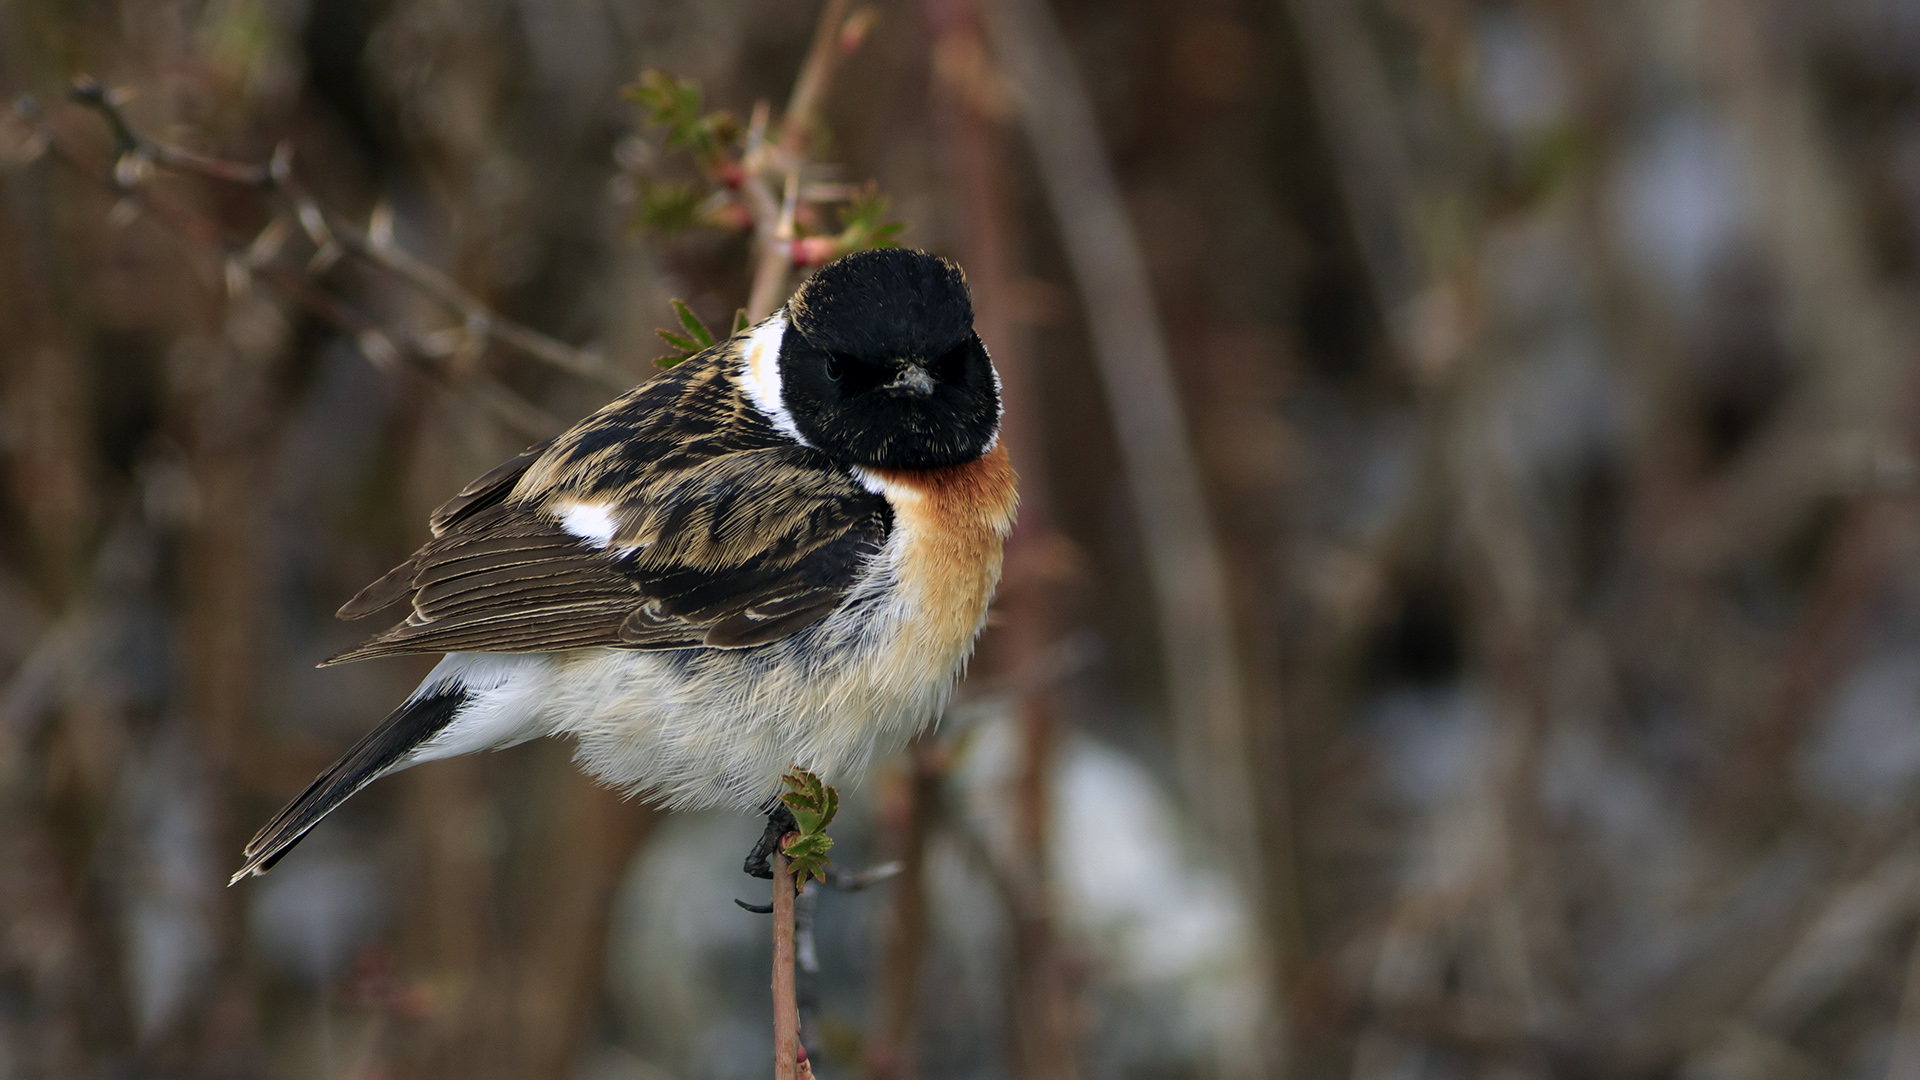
232, 248, 1016, 882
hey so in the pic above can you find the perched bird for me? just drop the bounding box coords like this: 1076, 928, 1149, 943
232, 248, 1016, 882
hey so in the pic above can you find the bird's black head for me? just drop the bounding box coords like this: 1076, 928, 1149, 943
776, 248, 1001, 469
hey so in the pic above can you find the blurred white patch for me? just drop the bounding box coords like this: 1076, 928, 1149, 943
957, 714, 1266, 1069
1476, 11, 1567, 137
1053, 742, 1249, 981
1612, 111, 1751, 303
1800, 648, 1920, 815
1489, 334, 1624, 476
247, 839, 385, 985
1366, 685, 1495, 809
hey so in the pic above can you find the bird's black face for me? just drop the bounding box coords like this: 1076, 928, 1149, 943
777, 249, 1001, 470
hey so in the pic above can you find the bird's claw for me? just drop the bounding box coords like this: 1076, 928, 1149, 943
743, 802, 799, 880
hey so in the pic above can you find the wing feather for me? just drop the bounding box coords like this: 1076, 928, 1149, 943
327, 345, 889, 664
428, 440, 553, 535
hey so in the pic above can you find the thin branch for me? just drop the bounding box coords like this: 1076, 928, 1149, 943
348, 204, 624, 388
745, 0, 856, 319
779, 0, 856, 160
251, 261, 563, 436
794, 882, 821, 1060
1743, 834, 1920, 1033
34, 99, 562, 439
65, 78, 629, 393
983, 0, 1270, 931
772, 851, 806, 1080
1279, 0, 1424, 337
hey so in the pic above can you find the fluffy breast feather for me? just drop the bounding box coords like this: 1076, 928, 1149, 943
858, 441, 1019, 676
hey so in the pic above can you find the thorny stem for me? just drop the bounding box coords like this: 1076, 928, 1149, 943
745, 0, 856, 320
62, 77, 628, 394
780, 0, 856, 160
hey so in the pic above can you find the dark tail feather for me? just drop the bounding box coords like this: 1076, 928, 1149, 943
230, 688, 468, 884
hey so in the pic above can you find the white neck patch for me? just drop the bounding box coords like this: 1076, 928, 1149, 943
738, 313, 811, 447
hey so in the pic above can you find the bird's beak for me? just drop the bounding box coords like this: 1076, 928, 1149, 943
885, 363, 936, 397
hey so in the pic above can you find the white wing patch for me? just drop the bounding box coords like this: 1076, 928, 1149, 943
556, 501, 619, 549
738, 313, 811, 447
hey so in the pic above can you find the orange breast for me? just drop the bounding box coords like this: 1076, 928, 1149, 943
864, 443, 1018, 661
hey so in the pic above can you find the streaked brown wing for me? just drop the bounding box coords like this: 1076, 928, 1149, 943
429, 439, 554, 535
326, 347, 890, 664
334, 438, 557, 622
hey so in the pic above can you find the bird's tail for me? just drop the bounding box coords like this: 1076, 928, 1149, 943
230, 688, 468, 884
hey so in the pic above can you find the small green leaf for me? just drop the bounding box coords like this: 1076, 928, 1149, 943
732, 308, 749, 335
671, 298, 715, 348
625, 70, 739, 167
778, 768, 840, 889
654, 298, 725, 368
627, 70, 703, 145
786, 834, 832, 861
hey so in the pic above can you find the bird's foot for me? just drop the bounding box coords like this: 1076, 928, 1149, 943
743, 802, 799, 880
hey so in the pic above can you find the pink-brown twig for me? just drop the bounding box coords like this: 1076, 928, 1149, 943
771, 850, 805, 1080
744, 0, 857, 320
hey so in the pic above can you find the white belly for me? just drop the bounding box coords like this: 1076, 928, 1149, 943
400, 561, 973, 811
551, 623, 954, 809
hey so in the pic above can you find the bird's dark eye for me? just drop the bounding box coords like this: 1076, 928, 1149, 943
825, 352, 889, 395
932, 339, 974, 380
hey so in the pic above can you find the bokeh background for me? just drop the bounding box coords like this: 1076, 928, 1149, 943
6, 0, 1920, 1078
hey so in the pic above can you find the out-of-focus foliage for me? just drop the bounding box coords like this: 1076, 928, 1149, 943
622, 67, 904, 267
825, 183, 906, 256
627, 70, 742, 167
